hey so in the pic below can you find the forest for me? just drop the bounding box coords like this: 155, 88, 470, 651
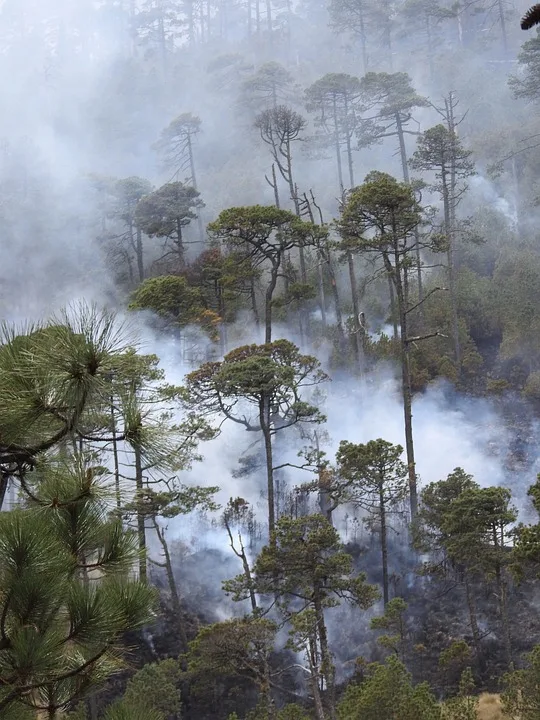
5, 0, 540, 718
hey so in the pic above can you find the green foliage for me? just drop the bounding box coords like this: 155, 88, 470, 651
129, 275, 205, 326
337, 171, 426, 259
187, 617, 277, 690
416, 468, 515, 581
305, 73, 362, 114
185, 339, 328, 431
184, 246, 260, 321
134, 182, 204, 252
335, 438, 409, 510
153, 113, 202, 173
0, 455, 156, 714
502, 644, 540, 719
492, 250, 540, 373
225, 514, 379, 610
360, 71, 428, 116
0, 304, 126, 466
337, 655, 441, 720
512, 476, 540, 575
509, 34, 540, 101
240, 62, 295, 110
208, 206, 326, 264
410, 125, 475, 189
113, 177, 154, 224
441, 667, 477, 720
441, 486, 516, 572
414, 468, 478, 553
370, 598, 409, 658
438, 641, 473, 671
244, 703, 311, 720
276, 704, 311, 719
104, 699, 165, 720
122, 658, 182, 717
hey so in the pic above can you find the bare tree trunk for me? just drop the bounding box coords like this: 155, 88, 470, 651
317, 260, 327, 328
396, 113, 409, 185
154, 520, 189, 650
134, 444, 147, 583
347, 250, 364, 368
110, 400, 121, 510
344, 95, 354, 189
187, 132, 205, 244
493, 526, 512, 668
176, 218, 185, 268
442, 172, 461, 373
386, 249, 417, 518
251, 277, 260, 328
314, 589, 336, 719
307, 641, 326, 720
358, 1, 369, 74
333, 98, 344, 192
464, 570, 482, 660
388, 275, 398, 341
135, 226, 144, 281
326, 247, 346, 346
270, 163, 280, 208
426, 14, 435, 81
396, 112, 424, 319
260, 395, 275, 537
225, 522, 258, 611
0, 475, 9, 511
380, 487, 389, 606
497, 0, 508, 55
266, 0, 272, 35
264, 265, 278, 343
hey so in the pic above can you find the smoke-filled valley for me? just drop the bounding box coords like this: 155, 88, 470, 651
5, 1, 540, 719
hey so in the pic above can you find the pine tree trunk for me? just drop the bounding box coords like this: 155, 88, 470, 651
464, 570, 482, 660
271, 163, 280, 208
155, 520, 189, 650
442, 170, 461, 373
260, 395, 275, 537
176, 218, 185, 268
314, 589, 336, 719
135, 226, 144, 281
380, 486, 389, 606
385, 248, 417, 518
265, 265, 278, 343
493, 526, 512, 668
251, 277, 260, 328
135, 444, 147, 583
497, 0, 508, 55
347, 250, 364, 368
344, 95, 354, 189
0, 475, 8, 511
426, 14, 435, 81
396, 112, 424, 320
266, 0, 272, 35
333, 97, 344, 192
388, 275, 398, 341
110, 400, 121, 510
307, 641, 326, 720
358, 1, 368, 74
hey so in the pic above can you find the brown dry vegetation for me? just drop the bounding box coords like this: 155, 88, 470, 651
477, 693, 508, 720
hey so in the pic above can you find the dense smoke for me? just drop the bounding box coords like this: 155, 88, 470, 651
3, 1, 540, 708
